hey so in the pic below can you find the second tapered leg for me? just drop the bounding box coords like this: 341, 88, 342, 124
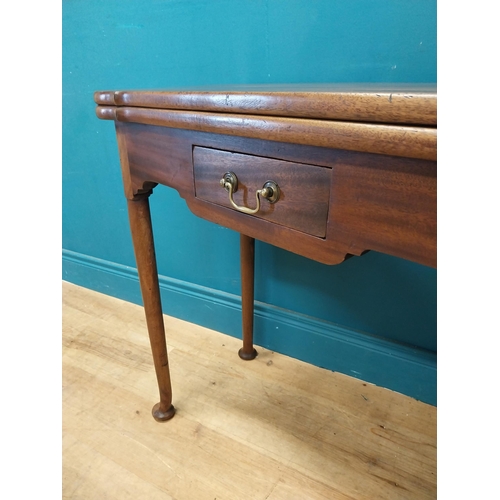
239, 234, 258, 360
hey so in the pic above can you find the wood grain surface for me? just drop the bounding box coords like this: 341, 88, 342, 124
94, 84, 436, 125
193, 147, 331, 237
127, 195, 175, 422
103, 107, 436, 161
118, 123, 436, 267
63, 282, 437, 500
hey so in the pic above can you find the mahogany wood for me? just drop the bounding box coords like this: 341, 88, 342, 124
95, 86, 437, 421
126, 195, 175, 422
239, 234, 257, 360
120, 123, 436, 267
97, 106, 436, 161
95, 84, 437, 125
193, 146, 331, 237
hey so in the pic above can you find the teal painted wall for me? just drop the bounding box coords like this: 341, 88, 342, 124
63, 0, 437, 403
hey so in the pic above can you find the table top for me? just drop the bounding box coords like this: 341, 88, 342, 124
94, 83, 437, 126
95, 84, 437, 161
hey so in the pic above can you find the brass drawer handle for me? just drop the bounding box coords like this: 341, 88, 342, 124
219, 171, 280, 215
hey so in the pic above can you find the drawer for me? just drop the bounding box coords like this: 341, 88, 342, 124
193, 147, 331, 237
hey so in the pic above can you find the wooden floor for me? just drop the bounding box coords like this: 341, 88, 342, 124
62, 281, 437, 500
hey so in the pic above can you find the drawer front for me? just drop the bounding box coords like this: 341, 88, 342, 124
193, 147, 331, 237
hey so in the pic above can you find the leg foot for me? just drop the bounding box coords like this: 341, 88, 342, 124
238, 347, 258, 360
152, 403, 176, 422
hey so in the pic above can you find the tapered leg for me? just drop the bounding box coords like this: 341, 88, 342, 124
239, 234, 258, 360
127, 195, 175, 421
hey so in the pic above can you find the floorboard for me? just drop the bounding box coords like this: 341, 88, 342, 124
62, 281, 436, 499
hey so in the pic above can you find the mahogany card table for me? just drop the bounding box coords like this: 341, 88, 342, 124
94, 85, 437, 421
